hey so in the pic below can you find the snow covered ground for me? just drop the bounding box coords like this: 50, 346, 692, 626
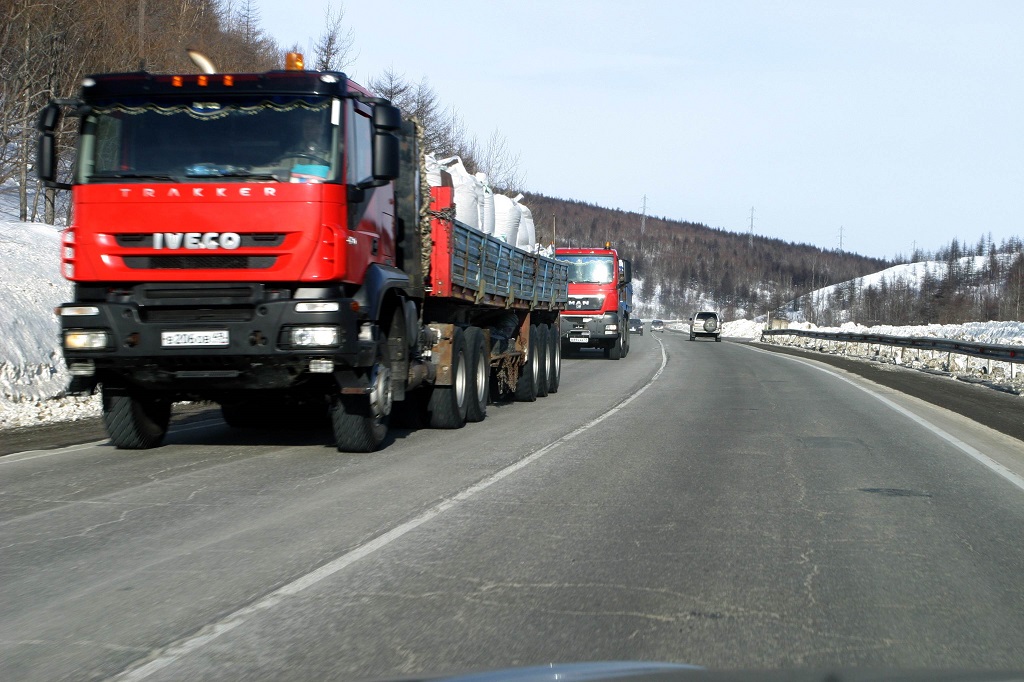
1, 201, 1022, 431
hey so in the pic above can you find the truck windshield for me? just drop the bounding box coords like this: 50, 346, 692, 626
76, 96, 339, 183
556, 255, 616, 284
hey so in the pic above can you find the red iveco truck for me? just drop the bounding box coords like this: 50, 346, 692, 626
555, 244, 633, 359
38, 53, 567, 452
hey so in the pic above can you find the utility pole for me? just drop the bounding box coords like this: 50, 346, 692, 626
552, 215, 556, 247
839, 225, 844, 252
748, 206, 755, 248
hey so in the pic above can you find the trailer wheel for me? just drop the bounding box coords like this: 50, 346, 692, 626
546, 323, 561, 394
332, 340, 392, 452
102, 388, 171, 449
429, 326, 468, 428
465, 326, 489, 423
536, 324, 550, 397
514, 324, 540, 402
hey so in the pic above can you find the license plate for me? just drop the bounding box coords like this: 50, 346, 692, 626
569, 337, 589, 343
161, 330, 229, 347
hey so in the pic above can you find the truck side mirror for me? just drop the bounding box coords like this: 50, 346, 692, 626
370, 131, 399, 184
373, 103, 402, 131
36, 103, 62, 185
363, 103, 402, 186
618, 258, 632, 285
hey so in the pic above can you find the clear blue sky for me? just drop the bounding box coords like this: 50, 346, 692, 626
254, 0, 1024, 259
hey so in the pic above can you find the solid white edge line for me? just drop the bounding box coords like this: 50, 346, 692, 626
113, 339, 670, 681
742, 343, 1024, 493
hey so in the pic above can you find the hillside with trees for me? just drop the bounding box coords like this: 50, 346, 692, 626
520, 193, 890, 320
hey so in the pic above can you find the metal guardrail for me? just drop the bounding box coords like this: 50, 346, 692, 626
761, 328, 1024, 365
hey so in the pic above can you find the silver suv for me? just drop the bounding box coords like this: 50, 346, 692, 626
689, 311, 722, 341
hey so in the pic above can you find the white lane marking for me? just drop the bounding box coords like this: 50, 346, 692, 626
742, 344, 1024, 493
1, 422, 222, 464
113, 341, 670, 681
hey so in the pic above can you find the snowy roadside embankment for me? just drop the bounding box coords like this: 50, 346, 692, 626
0, 218, 101, 429
759, 320, 1024, 393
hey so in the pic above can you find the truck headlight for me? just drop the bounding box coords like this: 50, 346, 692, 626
64, 330, 109, 349
290, 326, 339, 347
605, 324, 618, 333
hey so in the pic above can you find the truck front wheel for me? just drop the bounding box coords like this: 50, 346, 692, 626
333, 341, 392, 452
102, 388, 171, 449
605, 333, 622, 360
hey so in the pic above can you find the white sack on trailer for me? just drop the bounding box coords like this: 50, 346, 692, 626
493, 193, 521, 244
515, 195, 536, 249
443, 157, 481, 229
476, 172, 495, 235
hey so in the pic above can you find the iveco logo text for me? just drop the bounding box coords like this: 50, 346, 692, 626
153, 232, 242, 250
118, 187, 277, 198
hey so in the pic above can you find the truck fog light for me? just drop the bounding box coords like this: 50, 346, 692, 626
68, 360, 96, 376
290, 326, 339, 347
295, 301, 340, 313
58, 306, 100, 317
64, 330, 109, 349
309, 359, 334, 373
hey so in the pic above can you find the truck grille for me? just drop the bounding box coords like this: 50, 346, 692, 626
115, 234, 286, 248
123, 256, 277, 269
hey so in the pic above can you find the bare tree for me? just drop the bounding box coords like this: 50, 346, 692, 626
312, 1, 354, 72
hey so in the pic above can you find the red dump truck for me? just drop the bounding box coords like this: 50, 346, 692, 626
38, 53, 567, 451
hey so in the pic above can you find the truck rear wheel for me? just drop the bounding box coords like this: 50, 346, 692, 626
546, 324, 561, 394
465, 326, 489, 423
514, 324, 540, 402
428, 326, 468, 428
536, 324, 550, 398
333, 339, 392, 452
102, 388, 171, 449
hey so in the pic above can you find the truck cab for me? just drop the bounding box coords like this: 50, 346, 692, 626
554, 244, 632, 360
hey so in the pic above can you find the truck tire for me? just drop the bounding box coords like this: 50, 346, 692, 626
715, 335, 722, 342
546, 323, 561, 394
465, 326, 489, 423
514, 324, 540, 402
428, 326, 468, 428
689, 334, 695, 341
622, 322, 630, 357
536, 324, 550, 397
102, 388, 171, 449
606, 333, 622, 360
332, 338, 392, 452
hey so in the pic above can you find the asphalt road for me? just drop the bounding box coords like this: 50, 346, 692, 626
2, 332, 1024, 681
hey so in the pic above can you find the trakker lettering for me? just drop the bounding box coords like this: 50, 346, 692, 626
118, 187, 277, 198
153, 232, 242, 250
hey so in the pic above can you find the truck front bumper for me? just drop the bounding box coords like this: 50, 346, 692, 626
59, 296, 375, 395
560, 313, 621, 347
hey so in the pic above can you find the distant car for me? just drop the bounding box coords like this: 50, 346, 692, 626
650, 319, 665, 333
629, 318, 644, 335
689, 311, 722, 341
